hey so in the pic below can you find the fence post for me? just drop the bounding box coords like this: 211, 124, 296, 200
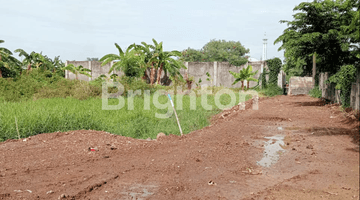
312, 53, 316, 86
88, 61, 92, 81
213, 62, 217, 87
110, 61, 114, 75
65, 61, 68, 79
322, 72, 329, 99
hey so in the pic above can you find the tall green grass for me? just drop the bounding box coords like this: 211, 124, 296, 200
0, 93, 248, 142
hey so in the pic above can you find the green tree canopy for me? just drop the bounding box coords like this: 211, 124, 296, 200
275, 0, 359, 76
0, 40, 21, 78
181, 39, 250, 66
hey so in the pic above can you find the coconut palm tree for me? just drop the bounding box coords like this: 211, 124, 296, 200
0, 40, 21, 78
229, 65, 258, 90
62, 64, 91, 80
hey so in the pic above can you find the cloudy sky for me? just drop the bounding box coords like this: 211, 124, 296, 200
1, 0, 305, 62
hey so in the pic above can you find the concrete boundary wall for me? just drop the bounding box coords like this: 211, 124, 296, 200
65, 61, 286, 89
288, 77, 314, 95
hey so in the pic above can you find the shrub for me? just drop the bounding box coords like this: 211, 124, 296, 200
34, 79, 102, 100
260, 68, 268, 89
259, 84, 283, 97
0, 69, 102, 102
327, 65, 357, 107
309, 86, 322, 98
266, 58, 282, 85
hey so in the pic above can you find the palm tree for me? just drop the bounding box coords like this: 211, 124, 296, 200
229, 65, 258, 90
0, 40, 21, 78
62, 64, 91, 80
100, 43, 145, 77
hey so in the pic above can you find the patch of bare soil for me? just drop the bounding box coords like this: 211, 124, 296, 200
0, 95, 359, 200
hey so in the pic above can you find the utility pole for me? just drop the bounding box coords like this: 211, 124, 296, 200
312, 53, 316, 86
262, 33, 268, 61
261, 33, 267, 74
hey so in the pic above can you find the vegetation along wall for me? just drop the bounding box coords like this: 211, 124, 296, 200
66, 61, 271, 89
320, 71, 360, 111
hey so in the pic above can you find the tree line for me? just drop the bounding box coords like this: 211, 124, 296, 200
0, 41, 66, 78
275, 0, 359, 77
274, 0, 359, 107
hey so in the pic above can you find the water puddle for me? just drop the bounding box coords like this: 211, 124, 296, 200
257, 135, 285, 167
116, 184, 158, 199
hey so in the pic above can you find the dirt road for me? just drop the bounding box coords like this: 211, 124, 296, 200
0, 95, 359, 200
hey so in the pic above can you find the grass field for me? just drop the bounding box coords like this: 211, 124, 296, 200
0, 93, 251, 142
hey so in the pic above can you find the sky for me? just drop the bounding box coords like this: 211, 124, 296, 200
1, 0, 305, 62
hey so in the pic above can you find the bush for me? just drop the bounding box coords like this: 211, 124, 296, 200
260, 68, 268, 89
309, 86, 322, 98
328, 65, 357, 107
258, 84, 283, 97
0, 71, 48, 102
266, 58, 282, 85
34, 79, 102, 100
0, 69, 102, 102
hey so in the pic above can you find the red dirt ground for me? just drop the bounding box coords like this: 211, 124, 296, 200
0, 95, 359, 200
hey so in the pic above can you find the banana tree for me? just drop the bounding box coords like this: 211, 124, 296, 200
100, 43, 145, 78
14, 49, 44, 71
156, 51, 186, 84
62, 64, 91, 80
149, 39, 163, 84
134, 39, 161, 84
229, 65, 258, 90
244, 65, 259, 89
0, 40, 21, 78
132, 41, 157, 82
154, 47, 185, 84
